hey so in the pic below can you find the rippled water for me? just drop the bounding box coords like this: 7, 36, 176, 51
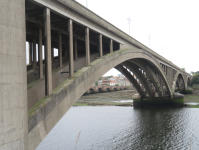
37, 107, 199, 150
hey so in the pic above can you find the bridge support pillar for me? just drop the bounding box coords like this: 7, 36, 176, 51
29, 42, 32, 64
51, 43, 54, 62
74, 37, 78, 61
58, 31, 63, 68
38, 24, 43, 79
0, 0, 28, 149
85, 27, 90, 66
99, 34, 103, 57
110, 39, 113, 53
33, 37, 37, 69
69, 19, 74, 77
44, 8, 52, 96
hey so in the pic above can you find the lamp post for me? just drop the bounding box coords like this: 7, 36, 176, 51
127, 17, 131, 35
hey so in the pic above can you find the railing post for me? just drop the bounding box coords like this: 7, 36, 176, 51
85, 27, 90, 66
38, 23, 43, 79
44, 7, 52, 96
69, 19, 74, 77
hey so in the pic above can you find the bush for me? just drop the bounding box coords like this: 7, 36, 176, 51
115, 84, 119, 86
191, 74, 199, 85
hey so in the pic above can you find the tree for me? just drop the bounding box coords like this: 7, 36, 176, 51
191, 74, 199, 85
95, 81, 98, 86
115, 84, 119, 86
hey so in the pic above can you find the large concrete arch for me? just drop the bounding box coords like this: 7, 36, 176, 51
28, 49, 173, 149
172, 71, 186, 92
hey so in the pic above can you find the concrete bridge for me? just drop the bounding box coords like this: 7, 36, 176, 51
88, 85, 127, 93
0, 0, 192, 149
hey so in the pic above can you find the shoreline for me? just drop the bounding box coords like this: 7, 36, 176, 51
74, 86, 199, 108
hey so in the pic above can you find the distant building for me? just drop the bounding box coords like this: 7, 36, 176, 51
110, 80, 117, 86
101, 80, 110, 86
109, 76, 118, 81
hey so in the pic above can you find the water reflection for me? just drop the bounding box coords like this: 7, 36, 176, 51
37, 107, 199, 150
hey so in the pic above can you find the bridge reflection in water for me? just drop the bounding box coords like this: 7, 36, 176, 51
37, 107, 199, 150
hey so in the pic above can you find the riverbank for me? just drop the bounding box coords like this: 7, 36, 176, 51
74, 86, 199, 107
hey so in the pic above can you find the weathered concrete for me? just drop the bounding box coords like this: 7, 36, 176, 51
27, 53, 99, 110
0, 0, 28, 149
28, 49, 187, 149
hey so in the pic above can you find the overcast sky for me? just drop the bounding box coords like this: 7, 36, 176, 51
76, 0, 199, 76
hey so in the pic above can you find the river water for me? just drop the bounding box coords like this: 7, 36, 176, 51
37, 106, 199, 150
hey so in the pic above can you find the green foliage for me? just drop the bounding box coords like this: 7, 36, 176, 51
191, 74, 199, 85
181, 68, 185, 71
115, 84, 119, 86
127, 86, 130, 88
106, 84, 110, 86
95, 81, 98, 86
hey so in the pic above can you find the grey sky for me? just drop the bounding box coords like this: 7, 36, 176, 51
76, 0, 199, 76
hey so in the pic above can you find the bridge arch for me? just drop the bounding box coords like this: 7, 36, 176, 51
173, 72, 186, 92
187, 77, 191, 87
28, 49, 173, 149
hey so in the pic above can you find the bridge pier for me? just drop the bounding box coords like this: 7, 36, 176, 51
85, 27, 90, 66
69, 19, 74, 77
38, 24, 43, 79
44, 8, 52, 96
99, 34, 103, 57
0, 0, 28, 149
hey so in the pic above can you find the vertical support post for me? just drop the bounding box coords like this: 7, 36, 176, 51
44, 8, 52, 96
51, 42, 54, 62
85, 27, 90, 66
69, 19, 74, 77
74, 37, 78, 61
29, 42, 32, 64
58, 31, 62, 68
38, 23, 43, 79
0, 0, 28, 149
99, 34, 103, 57
110, 39, 113, 53
33, 37, 37, 69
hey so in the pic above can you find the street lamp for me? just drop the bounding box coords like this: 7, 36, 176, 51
127, 17, 131, 35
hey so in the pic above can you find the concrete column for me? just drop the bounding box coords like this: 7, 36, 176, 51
0, 0, 28, 149
38, 24, 43, 79
51, 42, 54, 62
110, 39, 113, 53
74, 37, 78, 61
29, 42, 32, 64
99, 34, 103, 57
85, 27, 90, 66
69, 19, 74, 77
58, 31, 62, 68
44, 8, 52, 96
33, 37, 37, 69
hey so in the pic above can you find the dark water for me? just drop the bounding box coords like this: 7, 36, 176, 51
37, 107, 199, 150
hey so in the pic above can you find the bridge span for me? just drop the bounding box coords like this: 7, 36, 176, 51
0, 0, 192, 149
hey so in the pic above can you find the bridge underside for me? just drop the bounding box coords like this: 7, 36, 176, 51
0, 0, 192, 150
